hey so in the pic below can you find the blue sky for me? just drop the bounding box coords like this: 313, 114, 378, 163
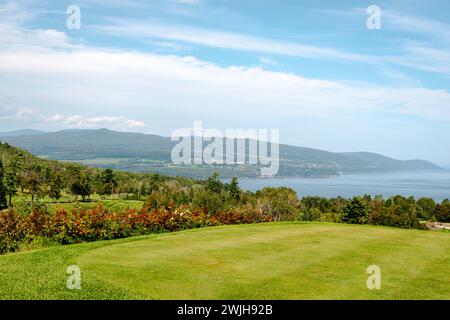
0, 0, 450, 166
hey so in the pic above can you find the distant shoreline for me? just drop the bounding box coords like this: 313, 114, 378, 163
236, 170, 450, 202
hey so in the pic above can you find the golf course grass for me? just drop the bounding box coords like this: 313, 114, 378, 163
0, 222, 449, 299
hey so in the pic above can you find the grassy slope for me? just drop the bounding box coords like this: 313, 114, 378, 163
12, 194, 145, 213
49, 199, 144, 213
0, 223, 449, 300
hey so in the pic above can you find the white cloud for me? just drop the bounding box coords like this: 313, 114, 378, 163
393, 41, 450, 75
382, 10, 450, 43
90, 19, 450, 77
0, 93, 38, 120
259, 56, 279, 65
47, 114, 145, 128
15, 106, 38, 118
0, 1, 79, 53
320, 8, 450, 76
0, 1, 34, 26
126, 119, 147, 127
0, 6, 447, 123
91, 21, 379, 64
0, 49, 449, 122
0, 27, 79, 52
152, 41, 191, 52
324, 8, 450, 43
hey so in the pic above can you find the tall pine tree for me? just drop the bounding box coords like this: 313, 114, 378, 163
227, 177, 241, 201
0, 160, 8, 210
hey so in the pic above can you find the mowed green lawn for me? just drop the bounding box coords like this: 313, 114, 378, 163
0, 223, 449, 299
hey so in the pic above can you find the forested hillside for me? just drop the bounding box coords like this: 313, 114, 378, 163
0, 129, 441, 178
0, 141, 192, 206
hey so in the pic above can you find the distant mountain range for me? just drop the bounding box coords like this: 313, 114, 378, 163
0, 129, 441, 178
0, 129, 46, 137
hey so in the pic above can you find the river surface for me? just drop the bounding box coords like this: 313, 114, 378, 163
236, 170, 450, 201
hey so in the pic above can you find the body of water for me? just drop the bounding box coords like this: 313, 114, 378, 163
237, 170, 450, 201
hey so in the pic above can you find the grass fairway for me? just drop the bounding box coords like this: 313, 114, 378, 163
0, 223, 449, 299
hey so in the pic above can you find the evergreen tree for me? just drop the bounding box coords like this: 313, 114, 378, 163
342, 197, 368, 224
205, 172, 223, 193
0, 160, 7, 210
226, 177, 241, 200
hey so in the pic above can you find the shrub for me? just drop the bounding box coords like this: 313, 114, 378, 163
0, 210, 31, 253
320, 211, 342, 223
299, 208, 322, 221
417, 197, 436, 220
342, 197, 368, 224
256, 187, 299, 221
433, 199, 450, 223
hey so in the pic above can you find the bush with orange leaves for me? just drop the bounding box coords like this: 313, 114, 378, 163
0, 203, 271, 253
0, 209, 32, 253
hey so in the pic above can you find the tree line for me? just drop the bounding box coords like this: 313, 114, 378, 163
0, 142, 195, 207
1, 141, 449, 228
139, 172, 450, 227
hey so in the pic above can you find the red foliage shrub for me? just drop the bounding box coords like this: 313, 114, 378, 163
208, 209, 272, 226
0, 203, 272, 252
0, 210, 31, 253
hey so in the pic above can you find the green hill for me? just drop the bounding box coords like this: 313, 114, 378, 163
0, 129, 45, 137
0, 129, 441, 178
0, 140, 51, 166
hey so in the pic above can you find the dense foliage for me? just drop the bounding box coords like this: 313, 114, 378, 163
0, 204, 272, 253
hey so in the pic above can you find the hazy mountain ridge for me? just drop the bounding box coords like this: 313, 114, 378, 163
0, 129, 46, 137
0, 129, 441, 178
